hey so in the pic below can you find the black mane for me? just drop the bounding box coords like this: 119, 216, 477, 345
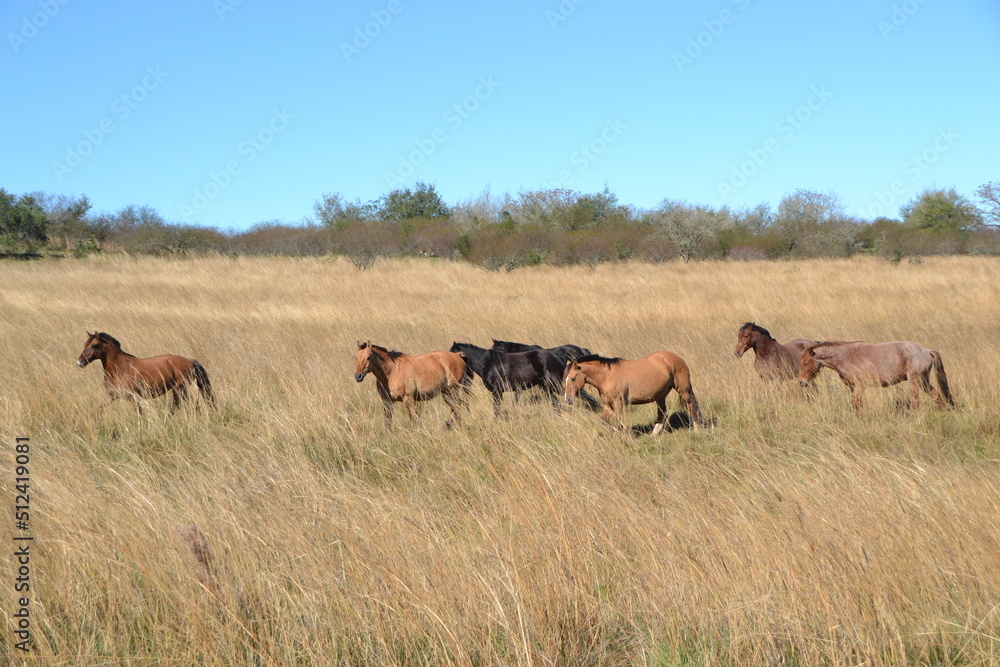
369, 343, 404, 359
740, 322, 772, 339
575, 353, 622, 365
96, 332, 123, 348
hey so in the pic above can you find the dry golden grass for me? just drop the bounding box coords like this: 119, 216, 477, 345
2, 254, 999, 665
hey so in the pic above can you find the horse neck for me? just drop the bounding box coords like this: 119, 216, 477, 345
752, 332, 780, 358
100, 345, 132, 375
580, 362, 610, 390
463, 346, 491, 373
368, 351, 395, 384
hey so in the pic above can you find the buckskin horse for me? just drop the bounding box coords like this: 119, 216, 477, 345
354, 342, 466, 429
797, 340, 955, 411
76, 331, 214, 415
734, 322, 815, 381
564, 351, 704, 434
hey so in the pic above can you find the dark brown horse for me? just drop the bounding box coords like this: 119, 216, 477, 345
77, 332, 214, 414
354, 342, 466, 429
734, 322, 815, 381
798, 340, 955, 411
564, 352, 704, 434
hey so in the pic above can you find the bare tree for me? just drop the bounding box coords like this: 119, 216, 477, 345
975, 181, 1000, 226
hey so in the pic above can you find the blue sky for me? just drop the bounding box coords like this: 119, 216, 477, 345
2, 0, 998, 229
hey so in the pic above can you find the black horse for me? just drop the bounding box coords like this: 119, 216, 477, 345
451, 341, 599, 415
490, 338, 591, 364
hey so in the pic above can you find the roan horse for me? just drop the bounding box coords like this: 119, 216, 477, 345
354, 342, 467, 429
76, 331, 214, 414
450, 342, 593, 415
564, 351, 704, 434
734, 322, 815, 381
798, 340, 955, 411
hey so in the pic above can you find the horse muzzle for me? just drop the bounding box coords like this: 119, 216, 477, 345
77, 359, 88, 368
354, 373, 365, 382
798, 380, 810, 388
733, 350, 743, 358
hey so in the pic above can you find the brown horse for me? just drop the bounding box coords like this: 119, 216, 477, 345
76, 332, 214, 414
354, 342, 466, 429
564, 352, 704, 434
798, 341, 955, 411
734, 322, 815, 381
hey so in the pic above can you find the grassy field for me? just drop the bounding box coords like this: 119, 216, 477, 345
2, 254, 999, 665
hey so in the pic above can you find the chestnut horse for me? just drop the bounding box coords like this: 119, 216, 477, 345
798, 340, 955, 411
76, 332, 214, 414
564, 352, 704, 434
734, 322, 815, 381
354, 342, 466, 429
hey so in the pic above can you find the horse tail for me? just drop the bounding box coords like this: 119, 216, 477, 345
458, 355, 475, 390
930, 350, 955, 407
675, 362, 705, 427
192, 360, 215, 406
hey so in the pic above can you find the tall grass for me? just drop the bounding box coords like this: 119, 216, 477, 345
1, 254, 999, 664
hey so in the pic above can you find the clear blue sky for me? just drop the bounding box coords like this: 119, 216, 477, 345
3, 0, 998, 229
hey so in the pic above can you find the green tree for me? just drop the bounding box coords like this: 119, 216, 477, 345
314, 192, 373, 228
376, 182, 450, 221
36, 193, 93, 249
0, 189, 48, 252
900, 187, 981, 235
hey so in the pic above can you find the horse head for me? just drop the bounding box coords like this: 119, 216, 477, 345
797, 346, 821, 386
563, 360, 586, 402
354, 341, 373, 382
734, 322, 757, 357
77, 331, 105, 368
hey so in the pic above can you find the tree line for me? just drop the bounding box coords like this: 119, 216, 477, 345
2, 182, 998, 268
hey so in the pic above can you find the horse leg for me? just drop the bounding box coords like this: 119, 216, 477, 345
600, 403, 616, 430
488, 382, 505, 418
171, 384, 190, 415
443, 388, 462, 429
380, 398, 394, 431
849, 385, 864, 412
126, 395, 143, 417
917, 371, 946, 408
612, 398, 628, 433
402, 395, 419, 426
652, 397, 667, 436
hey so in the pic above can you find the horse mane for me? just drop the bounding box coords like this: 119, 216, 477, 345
740, 322, 772, 339
369, 344, 404, 359
96, 332, 123, 348
575, 353, 622, 366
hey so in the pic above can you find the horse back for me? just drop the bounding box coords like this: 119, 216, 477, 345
428, 351, 466, 386
121, 354, 195, 393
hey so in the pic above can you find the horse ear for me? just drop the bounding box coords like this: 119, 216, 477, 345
357, 340, 364, 349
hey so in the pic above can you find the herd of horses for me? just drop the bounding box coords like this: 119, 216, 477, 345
76, 323, 955, 432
